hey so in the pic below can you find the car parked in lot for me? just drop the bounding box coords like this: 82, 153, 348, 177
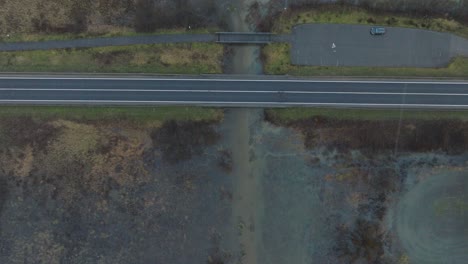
370, 27, 386, 35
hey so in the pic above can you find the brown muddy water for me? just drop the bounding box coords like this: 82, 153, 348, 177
1, 1, 466, 263
214, 1, 468, 264
220, 0, 268, 263
220, 113, 468, 263
393, 168, 468, 264
217, 1, 468, 259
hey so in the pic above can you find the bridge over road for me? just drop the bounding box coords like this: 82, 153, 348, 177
215, 32, 273, 44
0, 32, 290, 51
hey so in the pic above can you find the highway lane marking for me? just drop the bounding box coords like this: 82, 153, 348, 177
0, 76, 467, 85
1, 100, 468, 108
1, 88, 468, 96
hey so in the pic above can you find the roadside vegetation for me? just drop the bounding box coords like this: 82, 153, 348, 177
0, 106, 223, 125
271, 5, 468, 38
265, 108, 468, 123
0, 0, 222, 75
266, 109, 468, 154
263, 43, 468, 77
0, 27, 219, 43
0, 43, 223, 74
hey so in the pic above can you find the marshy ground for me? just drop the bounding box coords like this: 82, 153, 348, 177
0, 109, 466, 263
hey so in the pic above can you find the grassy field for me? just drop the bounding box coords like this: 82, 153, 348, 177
0, 43, 223, 74
265, 108, 468, 123
263, 43, 468, 77
0, 27, 219, 43
0, 106, 224, 123
273, 5, 468, 38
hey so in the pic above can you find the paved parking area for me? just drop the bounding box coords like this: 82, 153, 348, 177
291, 24, 468, 67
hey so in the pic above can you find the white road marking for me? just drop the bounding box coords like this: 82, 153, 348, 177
0, 88, 467, 96
0, 76, 467, 85
0, 100, 467, 108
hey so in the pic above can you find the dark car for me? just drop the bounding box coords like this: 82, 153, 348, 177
370, 27, 386, 35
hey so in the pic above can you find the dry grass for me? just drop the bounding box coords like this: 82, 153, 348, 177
267, 115, 468, 154
11, 145, 34, 178
50, 120, 100, 161
10, 231, 64, 264
36, 120, 101, 178
0, 43, 223, 74
0, 106, 224, 125
1, 27, 220, 43
0, 0, 219, 42
273, 5, 468, 38
265, 108, 468, 122
0, 0, 131, 37
263, 43, 468, 77
0, 109, 223, 207
0, 0, 73, 33
398, 254, 410, 264
89, 129, 151, 189
0, 119, 152, 204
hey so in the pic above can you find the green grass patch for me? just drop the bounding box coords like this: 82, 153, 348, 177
0, 27, 219, 43
266, 108, 468, 123
0, 43, 223, 74
0, 106, 224, 123
273, 5, 468, 38
263, 43, 468, 77
433, 196, 468, 216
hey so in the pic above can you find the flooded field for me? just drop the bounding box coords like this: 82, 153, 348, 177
395, 170, 468, 264
225, 111, 468, 264
0, 111, 467, 263
0, 0, 467, 263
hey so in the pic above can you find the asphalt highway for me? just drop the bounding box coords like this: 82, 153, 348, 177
0, 76, 468, 108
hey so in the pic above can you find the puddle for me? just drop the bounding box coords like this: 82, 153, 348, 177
395, 170, 468, 264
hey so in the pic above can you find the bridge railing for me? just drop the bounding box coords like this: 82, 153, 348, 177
215, 32, 273, 44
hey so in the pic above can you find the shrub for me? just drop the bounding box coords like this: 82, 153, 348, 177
366, 17, 376, 23
385, 17, 398, 25
335, 219, 384, 263
151, 120, 219, 163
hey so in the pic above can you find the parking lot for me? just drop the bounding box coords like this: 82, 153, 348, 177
291, 24, 468, 67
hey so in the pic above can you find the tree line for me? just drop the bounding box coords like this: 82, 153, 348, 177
291, 0, 468, 23
0, 0, 218, 34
